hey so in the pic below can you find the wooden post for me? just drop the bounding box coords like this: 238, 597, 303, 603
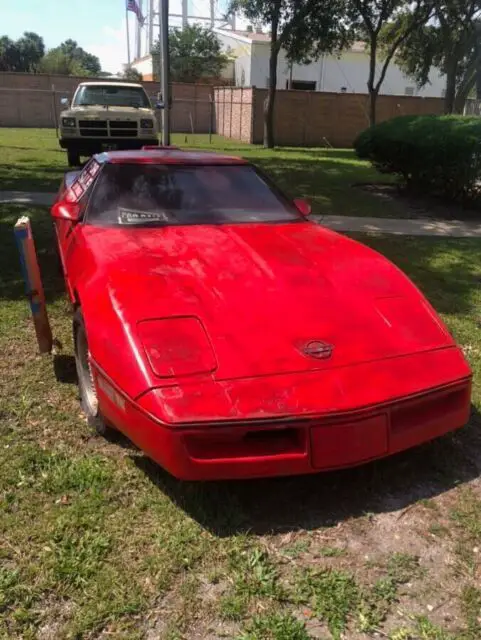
14, 217, 53, 354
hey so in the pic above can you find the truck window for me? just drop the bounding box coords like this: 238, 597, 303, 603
73, 85, 150, 109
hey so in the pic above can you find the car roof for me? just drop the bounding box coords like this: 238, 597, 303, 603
78, 81, 144, 88
97, 149, 248, 166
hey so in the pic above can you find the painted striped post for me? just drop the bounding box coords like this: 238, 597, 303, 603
14, 216, 53, 354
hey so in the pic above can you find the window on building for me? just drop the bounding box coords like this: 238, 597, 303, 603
404, 86, 415, 96
292, 80, 316, 91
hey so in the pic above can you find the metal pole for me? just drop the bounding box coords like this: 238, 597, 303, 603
182, 0, 188, 28
148, 0, 154, 52
210, 0, 215, 28
136, 0, 143, 59
160, 0, 171, 145
126, 7, 131, 66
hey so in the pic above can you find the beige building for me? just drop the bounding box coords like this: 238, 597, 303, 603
214, 29, 446, 98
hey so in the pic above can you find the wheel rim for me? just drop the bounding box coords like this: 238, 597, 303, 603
77, 327, 99, 415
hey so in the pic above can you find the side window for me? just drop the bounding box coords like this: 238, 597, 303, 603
65, 158, 102, 204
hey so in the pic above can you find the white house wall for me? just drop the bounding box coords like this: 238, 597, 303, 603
215, 32, 252, 86
224, 36, 446, 98
320, 51, 445, 97
132, 56, 154, 78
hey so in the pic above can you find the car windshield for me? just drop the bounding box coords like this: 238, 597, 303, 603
86, 163, 301, 226
73, 85, 150, 108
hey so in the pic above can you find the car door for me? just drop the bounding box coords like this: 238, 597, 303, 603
55, 158, 102, 298
54, 158, 102, 286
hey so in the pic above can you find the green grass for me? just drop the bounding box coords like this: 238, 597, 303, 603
0, 170, 481, 635
0, 127, 404, 217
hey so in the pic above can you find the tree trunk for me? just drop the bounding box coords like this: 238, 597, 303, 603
264, 6, 281, 149
454, 66, 476, 114
264, 47, 279, 148
369, 90, 379, 126
367, 36, 377, 126
476, 28, 481, 100
444, 59, 458, 114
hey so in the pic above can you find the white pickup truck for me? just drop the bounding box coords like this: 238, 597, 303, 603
59, 81, 159, 166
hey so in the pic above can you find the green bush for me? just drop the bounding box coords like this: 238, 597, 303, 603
354, 115, 481, 202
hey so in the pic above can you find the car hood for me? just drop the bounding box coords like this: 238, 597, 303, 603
63, 106, 153, 117
83, 222, 453, 382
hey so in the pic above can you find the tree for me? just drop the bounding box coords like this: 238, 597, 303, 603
0, 31, 44, 72
58, 39, 101, 75
39, 39, 101, 76
121, 67, 143, 81
385, 1, 481, 114
152, 24, 231, 83
230, 0, 351, 148
348, 1, 433, 126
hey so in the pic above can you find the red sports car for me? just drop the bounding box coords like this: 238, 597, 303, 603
51, 148, 472, 480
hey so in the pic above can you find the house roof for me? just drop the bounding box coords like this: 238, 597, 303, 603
216, 29, 367, 52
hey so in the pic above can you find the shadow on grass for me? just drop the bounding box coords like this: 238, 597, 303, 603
353, 234, 481, 317
53, 354, 77, 385
0, 164, 65, 192
132, 405, 481, 537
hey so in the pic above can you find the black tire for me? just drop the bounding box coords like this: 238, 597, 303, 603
73, 308, 110, 436
67, 148, 81, 167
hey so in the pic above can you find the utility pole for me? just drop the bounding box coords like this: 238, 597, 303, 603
182, 0, 188, 28
136, 0, 143, 60
159, 0, 171, 145
210, 0, 215, 28
126, 4, 131, 66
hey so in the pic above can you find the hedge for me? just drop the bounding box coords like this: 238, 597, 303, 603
354, 115, 481, 203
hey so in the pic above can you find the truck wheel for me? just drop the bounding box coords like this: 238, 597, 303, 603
73, 309, 111, 436
67, 149, 81, 167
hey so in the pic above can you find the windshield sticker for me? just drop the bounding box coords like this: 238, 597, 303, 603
118, 208, 169, 224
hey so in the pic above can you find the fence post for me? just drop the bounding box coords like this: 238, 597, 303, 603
239, 88, 243, 141
209, 96, 213, 144
222, 86, 226, 137
193, 83, 198, 140
250, 87, 256, 144
302, 92, 309, 146
14, 216, 53, 354
229, 88, 233, 139
51, 84, 59, 138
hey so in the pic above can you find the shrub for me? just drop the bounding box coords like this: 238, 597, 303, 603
354, 115, 481, 203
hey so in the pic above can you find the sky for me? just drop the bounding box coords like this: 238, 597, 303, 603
2, 0, 232, 74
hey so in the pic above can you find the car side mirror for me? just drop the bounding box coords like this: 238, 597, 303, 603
293, 198, 311, 217
60, 97, 70, 107
51, 201, 81, 222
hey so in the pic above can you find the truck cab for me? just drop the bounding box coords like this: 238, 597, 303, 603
59, 81, 159, 166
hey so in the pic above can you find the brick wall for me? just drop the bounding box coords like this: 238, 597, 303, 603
216, 87, 445, 147
0, 72, 214, 132
213, 87, 253, 143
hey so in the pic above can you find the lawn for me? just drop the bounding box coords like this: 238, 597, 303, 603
0, 196, 480, 638
0, 127, 405, 218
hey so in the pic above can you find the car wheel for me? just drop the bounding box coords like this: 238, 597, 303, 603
73, 308, 110, 436
67, 149, 81, 167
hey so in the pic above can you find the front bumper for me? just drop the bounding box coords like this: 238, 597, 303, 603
59, 136, 159, 153
93, 348, 472, 481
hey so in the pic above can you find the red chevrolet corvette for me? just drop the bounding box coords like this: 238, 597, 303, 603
51, 148, 472, 480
